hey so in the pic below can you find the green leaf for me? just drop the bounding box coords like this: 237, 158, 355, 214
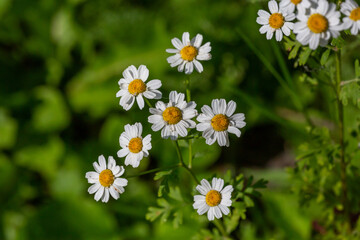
0, 108, 17, 149
340, 82, 360, 108
355, 59, 360, 78
289, 43, 301, 60
320, 49, 331, 66
299, 48, 312, 66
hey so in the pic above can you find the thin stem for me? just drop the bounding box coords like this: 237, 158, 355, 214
184, 75, 193, 168
178, 134, 201, 140
340, 78, 360, 86
335, 49, 348, 225
213, 219, 229, 238
144, 98, 153, 108
174, 140, 200, 184
126, 164, 180, 178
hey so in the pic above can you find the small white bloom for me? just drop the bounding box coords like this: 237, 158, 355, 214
294, 0, 343, 50
280, 0, 311, 14
196, 99, 246, 147
148, 91, 197, 140
256, 0, 295, 41
117, 122, 152, 168
166, 32, 211, 74
85, 155, 128, 203
193, 178, 233, 221
341, 0, 360, 35
116, 65, 162, 111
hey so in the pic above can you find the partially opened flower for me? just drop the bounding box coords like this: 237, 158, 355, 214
166, 32, 211, 74
256, 0, 295, 41
117, 122, 152, 168
148, 91, 197, 140
294, 0, 343, 50
117, 65, 162, 111
196, 99, 246, 147
193, 178, 233, 221
85, 155, 128, 202
279, 0, 311, 14
341, 0, 360, 35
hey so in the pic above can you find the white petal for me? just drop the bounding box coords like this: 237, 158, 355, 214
94, 186, 104, 201
138, 65, 149, 81
171, 37, 183, 50
88, 183, 101, 194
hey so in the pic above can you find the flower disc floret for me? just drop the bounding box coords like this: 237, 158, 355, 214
211, 114, 230, 132
180, 46, 198, 61
269, 13, 285, 29
291, 0, 302, 5
99, 169, 114, 187
128, 137, 143, 153
307, 14, 329, 33
206, 190, 222, 207
128, 79, 146, 96
162, 106, 183, 124
350, 7, 360, 21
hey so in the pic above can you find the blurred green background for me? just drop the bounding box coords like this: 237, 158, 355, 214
1, 0, 360, 239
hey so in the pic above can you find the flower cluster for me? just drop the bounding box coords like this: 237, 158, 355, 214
85, 32, 246, 222
257, 0, 360, 49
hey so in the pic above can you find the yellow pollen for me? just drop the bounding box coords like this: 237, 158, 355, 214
99, 169, 114, 187
269, 13, 285, 29
180, 46, 198, 61
307, 13, 328, 33
162, 107, 182, 125
206, 190, 222, 207
350, 7, 360, 21
290, 0, 302, 5
128, 137, 143, 153
211, 114, 230, 132
128, 79, 146, 96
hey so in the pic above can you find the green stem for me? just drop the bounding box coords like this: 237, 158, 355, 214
174, 140, 200, 184
335, 49, 348, 225
213, 219, 229, 238
184, 75, 193, 168
178, 134, 201, 140
144, 98, 153, 108
126, 164, 180, 178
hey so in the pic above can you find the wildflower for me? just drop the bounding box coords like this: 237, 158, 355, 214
166, 32, 211, 74
279, 0, 311, 14
256, 0, 295, 41
85, 155, 128, 202
196, 99, 245, 147
294, 0, 343, 50
193, 178, 233, 221
117, 122, 152, 168
148, 91, 197, 140
117, 65, 162, 111
341, 0, 360, 35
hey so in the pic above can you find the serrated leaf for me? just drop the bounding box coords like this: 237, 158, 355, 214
289, 42, 301, 59
320, 49, 331, 66
154, 170, 173, 181
340, 82, 360, 108
168, 187, 183, 202
299, 48, 312, 66
244, 196, 254, 207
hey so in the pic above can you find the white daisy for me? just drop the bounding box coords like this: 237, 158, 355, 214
117, 122, 152, 168
148, 91, 197, 140
294, 0, 343, 50
85, 155, 128, 203
193, 178, 233, 221
166, 32, 211, 74
256, 0, 295, 41
196, 99, 246, 147
116, 65, 162, 111
341, 0, 360, 35
280, 0, 311, 14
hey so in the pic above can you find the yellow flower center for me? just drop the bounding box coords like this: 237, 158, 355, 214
269, 13, 285, 29
211, 114, 230, 132
206, 190, 222, 207
307, 13, 328, 33
162, 106, 182, 125
350, 7, 360, 21
180, 46, 198, 61
99, 169, 114, 187
128, 137, 143, 153
128, 79, 146, 96
290, 0, 302, 5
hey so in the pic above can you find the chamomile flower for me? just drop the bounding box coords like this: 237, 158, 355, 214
85, 155, 128, 203
116, 65, 162, 111
256, 0, 295, 41
280, 0, 311, 14
193, 178, 233, 221
341, 0, 360, 35
196, 99, 246, 147
166, 32, 211, 74
294, 0, 343, 50
148, 91, 197, 140
117, 122, 152, 168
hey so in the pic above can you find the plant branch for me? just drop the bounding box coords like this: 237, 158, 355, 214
174, 140, 200, 184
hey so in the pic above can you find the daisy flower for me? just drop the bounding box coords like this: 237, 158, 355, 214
279, 0, 311, 14
85, 155, 128, 203
256, 0, 295, 41
117, 122, 152, 168
148, 91, 197, 140
166, 32, 211, 74
193, 178, 233, 221
341, 0, 360, 35
116, 65, 162, 111
294, 0, 343, 50
196, 99, 246, 147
